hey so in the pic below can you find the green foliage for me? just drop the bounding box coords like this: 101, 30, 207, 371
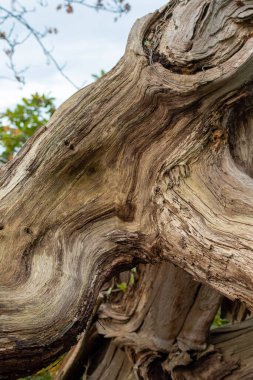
129, 267, 136, 286
105, 268, 137, 298
92, 69, 106, 81
210, 309, 229, 330
117, 281, 128, 293
117, 268, 137, 293
19, 353, 66, 380
0, 93, 56, 162
20, 372, 51, 380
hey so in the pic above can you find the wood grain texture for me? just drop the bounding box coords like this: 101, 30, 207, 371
71, 264, 253, 379
1, 0, 253, 377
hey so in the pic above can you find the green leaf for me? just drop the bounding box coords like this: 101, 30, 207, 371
0, 93, 55, 162
210, 309, 229, 330
117, 282, 128, 293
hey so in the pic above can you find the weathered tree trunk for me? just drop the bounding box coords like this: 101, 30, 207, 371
1, 0, 253, 378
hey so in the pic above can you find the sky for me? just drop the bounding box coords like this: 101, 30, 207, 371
0, 1, 165, 111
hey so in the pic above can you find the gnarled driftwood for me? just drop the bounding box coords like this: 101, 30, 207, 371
1, 0, 253, 378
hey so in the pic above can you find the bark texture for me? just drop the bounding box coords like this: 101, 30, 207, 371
1, 0, 253, 378
55, 264, 253, 380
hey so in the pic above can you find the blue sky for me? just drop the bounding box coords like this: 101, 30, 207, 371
0, 1, 165, 110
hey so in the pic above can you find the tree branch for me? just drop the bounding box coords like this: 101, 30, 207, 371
0, 0, 130, 86
1, 0, 253, 377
